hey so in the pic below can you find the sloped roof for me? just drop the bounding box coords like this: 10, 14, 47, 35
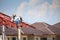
21, 27, 45, 36
52, 22, 60, 29
0, 26, 17, 36
0, 12, 35, 29
48, 26, 60, 35
31, 22, 54, 34
48, 22, 60, 35
0, 22, 60, 36
0, 25, 44, 36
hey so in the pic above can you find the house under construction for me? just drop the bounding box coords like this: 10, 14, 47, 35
0, 12, 60, 40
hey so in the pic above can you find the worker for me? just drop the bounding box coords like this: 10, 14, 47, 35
11, 14, 22, 24
12, 14, 22, 40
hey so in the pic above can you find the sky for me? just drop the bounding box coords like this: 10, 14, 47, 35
0, 0, 60, 25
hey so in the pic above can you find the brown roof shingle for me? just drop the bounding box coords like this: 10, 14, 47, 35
31, 22, 54, 34
48, 22, 60, 35
0, 22, 60, 36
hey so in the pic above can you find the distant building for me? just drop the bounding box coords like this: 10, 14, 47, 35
0, 22, 60, 40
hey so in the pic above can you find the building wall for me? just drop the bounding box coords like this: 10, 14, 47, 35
47, 35, 56, 40
28, 35, 34, 40
55, 36, 60, 40
0, 35, 2, 40
47, 37, 53, 40
34, 36, 40, 40
39, 35, 56, 40
0, 35, 8, 40
7, 35, 28, 40
21, 35, 28, 40
0, 34, 60, 40
7, 36, 17, 40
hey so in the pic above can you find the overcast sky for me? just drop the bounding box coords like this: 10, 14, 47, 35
0, 0, 60, 25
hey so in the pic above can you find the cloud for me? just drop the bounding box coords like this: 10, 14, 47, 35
29, 0, 38, 6
15, 2, 28, 16
15, 0, 48, 17
50, 0, 60, 9
14, 0, 60, 23
49, 0, 60, 15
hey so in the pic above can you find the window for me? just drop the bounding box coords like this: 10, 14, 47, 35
36, 38, 39, 40
12, 37, 16, 40
41, 38, 47, 40
23, 37, 26, 40
35, 37, 40, 40
8, 38, 10, 40
53, 38, 55, 40
22, 36, 27, 40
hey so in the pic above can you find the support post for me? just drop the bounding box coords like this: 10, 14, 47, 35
2, 25, 5, 40
18, 24, 21, 40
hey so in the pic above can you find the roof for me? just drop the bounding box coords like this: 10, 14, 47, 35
0, 12, 35, 29
0, 26, 17, 36
48, 22, 60, 35
0, 25, 44, 36
21, 26, 45, 36
0, 22, 60, 36
31, 22, 54, 34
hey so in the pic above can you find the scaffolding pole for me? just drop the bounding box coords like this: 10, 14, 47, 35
2, 25, 5, 40
18, 24, 21, 40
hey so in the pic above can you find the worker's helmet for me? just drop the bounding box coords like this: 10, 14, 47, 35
13, 14, 16, 17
